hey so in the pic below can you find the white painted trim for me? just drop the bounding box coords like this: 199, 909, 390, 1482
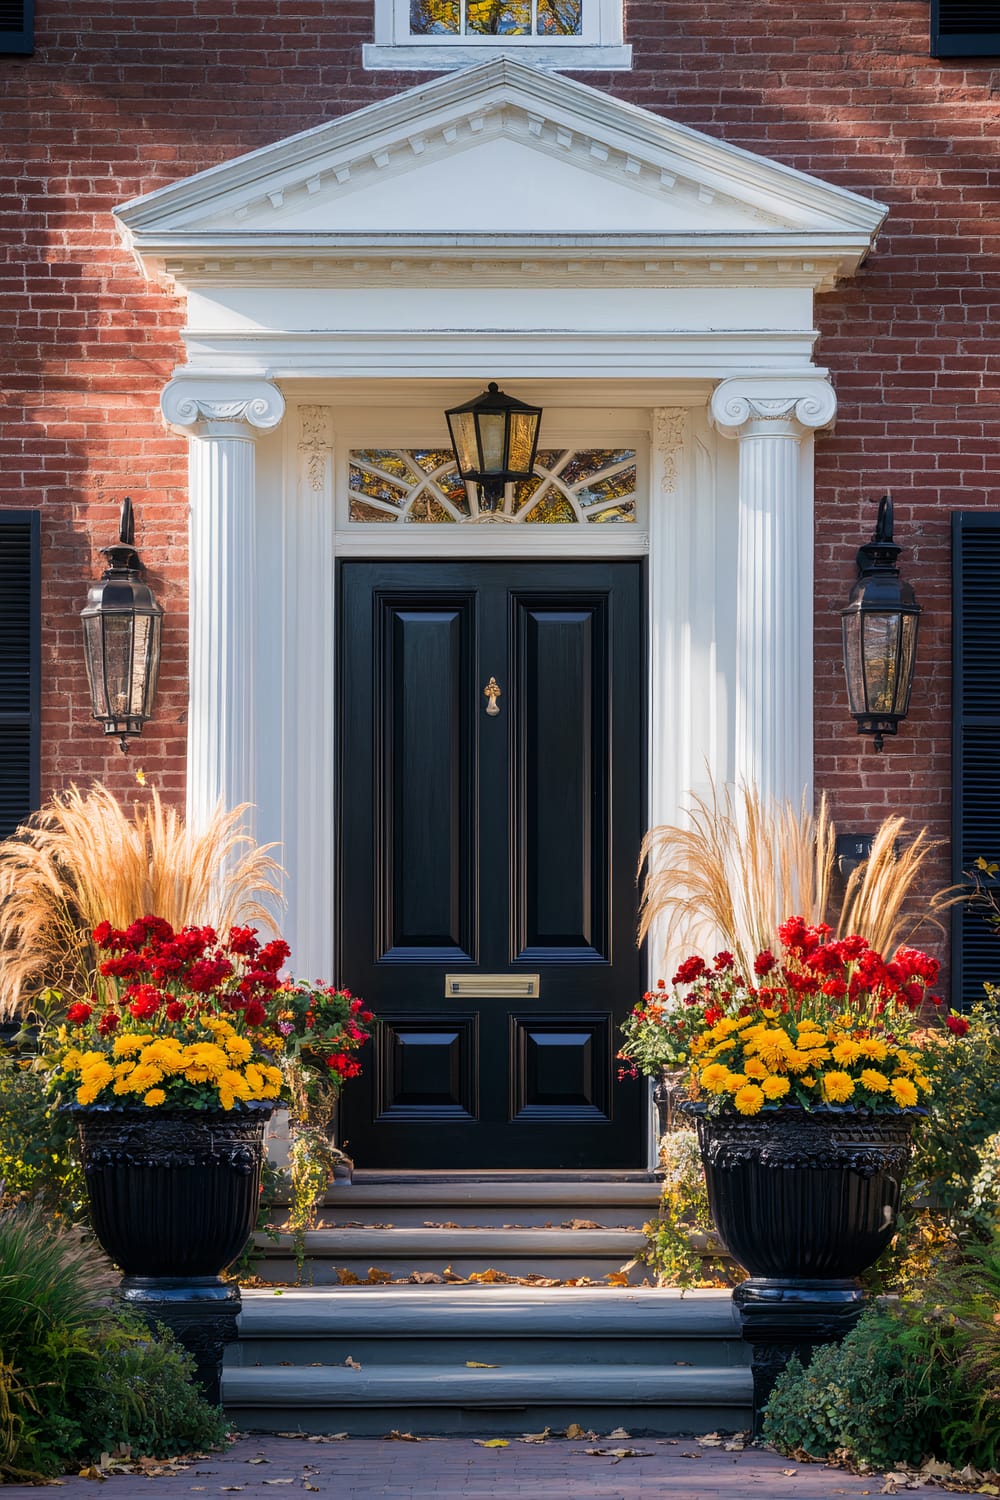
363, 43, 632, 70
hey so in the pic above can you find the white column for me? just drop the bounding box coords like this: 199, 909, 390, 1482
161, 377, 286, 832
709, 376, 837, 810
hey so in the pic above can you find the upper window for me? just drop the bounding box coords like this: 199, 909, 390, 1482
931, 0, 1000, 57
364, 0, 630, 69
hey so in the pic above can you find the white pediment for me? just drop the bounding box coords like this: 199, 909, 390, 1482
116, 58, 886, 287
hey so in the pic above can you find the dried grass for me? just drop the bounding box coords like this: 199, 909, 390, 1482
0, 782, 282, 1017
639, 779, 960, 974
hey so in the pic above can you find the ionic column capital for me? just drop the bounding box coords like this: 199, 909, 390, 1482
161, 377, 286, 440
709, 377, 837, 441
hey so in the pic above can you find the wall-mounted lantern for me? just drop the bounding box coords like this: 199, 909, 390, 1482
80, 497, 163, 752
445, 382, 542, 514
841, 495, 921, 751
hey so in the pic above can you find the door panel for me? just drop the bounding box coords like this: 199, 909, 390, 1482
377, 599, 475, 962
338, 560, 645, 1170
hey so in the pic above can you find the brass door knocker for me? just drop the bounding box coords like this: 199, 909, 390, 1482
483, 677, 501, 716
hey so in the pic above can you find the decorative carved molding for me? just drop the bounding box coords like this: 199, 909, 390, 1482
652, 408, 686, 496
298, 404, 333, 492
693, 1108, 916, 1181
161, 378, 286, 438
709, 377, 837, 439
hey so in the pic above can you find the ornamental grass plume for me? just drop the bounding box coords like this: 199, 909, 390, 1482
0, 781, 282, 1018
638, 779, 958, 978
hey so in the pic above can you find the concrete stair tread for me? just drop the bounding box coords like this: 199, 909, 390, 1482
238, 1285, 741, 1338
257, 1227, 644, 1256
314, 1180, 660, 1208
224, 1362, 752, 1407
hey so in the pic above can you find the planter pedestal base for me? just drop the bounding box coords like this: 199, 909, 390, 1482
121, 1276, 241, 1406
734, 1278, 865, 1436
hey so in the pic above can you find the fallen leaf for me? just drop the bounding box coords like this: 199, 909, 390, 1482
520, 1428, 551, 1444
385, 1430, 424, 1441
582, 1448, 653, 1463
605, 1272, 630, 1286
304, 1487, 320, 1494
78, 1467, 105, 1482
698, 1432, 723, 1446
277, 1432, 308, 1439
606, 1428, 631, 1440
248, 1457, 270, 1464
680, 1452, 702, 1459
565, 1424, 587, 1440
307, 1434, 348, 1442
473, 1439, 509, 1448
782, 1470, 798, 1477
565, 1219, 602, 1229
336, 1268, 360, 1285
466, 1361, 499, 1368
366, 1267, 393, 1284
469, 1268, 509, 1283
409, 1271, 444, 1284
262, 1481, 295, 1486
344, 1356, 362, 1370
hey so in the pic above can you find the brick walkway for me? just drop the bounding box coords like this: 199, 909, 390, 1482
2, 1432, 895, 1499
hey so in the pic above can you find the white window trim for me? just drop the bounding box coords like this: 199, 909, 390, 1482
364, 0, 630, 70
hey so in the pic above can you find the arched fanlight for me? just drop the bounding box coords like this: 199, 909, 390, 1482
80, 497, 163, 752
445, 382, 542, 514
841, 495, 921, 751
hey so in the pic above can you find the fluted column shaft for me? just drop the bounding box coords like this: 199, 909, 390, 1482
161, 378, 286, 832
710, 377, 837, 809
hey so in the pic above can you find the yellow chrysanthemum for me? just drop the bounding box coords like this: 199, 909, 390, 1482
894, 1051, 917, 1074
857, 1037, 888, 1062
760, 1008, 779, 1021
61, 1047, 84, 1073
78, 1057, 114, 1091
743, 1058, 768, 1079
761, 1075, 791, 1101
143, 1088, 166, 1107
748, 1029, 796, 1071
796, 1029, 829, 1050
724, 1072, 747, 1091
734, 1084, 765, 1116
783, 1049, 813, 1075
797, 1018, 822, 1032
113, 1034, 149, 1057
831, 1039, 862, 1066
891, 1077, 918, 1108
860, 1068, 890, 1093
75, 1080, 104, 1105
224, 1035, 253, 1063
700, 1063, 732, 1095
799, 1075, 817, 1088
913, 1073, 931, 1094
822, 1070, 856, 1104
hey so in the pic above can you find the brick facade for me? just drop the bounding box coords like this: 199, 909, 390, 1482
2, 2, 996, 893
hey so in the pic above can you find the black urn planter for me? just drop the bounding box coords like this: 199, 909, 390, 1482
72, 1103, 273, 1403
685, 1103, 917, 1431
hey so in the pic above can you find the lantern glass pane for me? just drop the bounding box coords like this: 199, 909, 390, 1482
133, 613, 161, 718
895, 614, 918, 715
507, 410, 538, 474
477, 412, 506, 474
101, 613, 136, 719
861, 612, 904, 713
841, 613, 865, 714
447, 411, 479, 476
83, 614, 110, 716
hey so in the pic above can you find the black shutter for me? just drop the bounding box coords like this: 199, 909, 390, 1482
932, 0, 1000, 57
0, 0, 32, 55
0, 513, 40, 838
952, 512, 1000, 1008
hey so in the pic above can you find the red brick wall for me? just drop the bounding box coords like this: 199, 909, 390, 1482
2, 2, 996, 903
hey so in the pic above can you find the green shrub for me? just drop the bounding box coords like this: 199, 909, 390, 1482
0, 1047, 84, 1217
765, 1236, 1000, 1472
76, 1318, 229, 1461
0, 1202, 227, 1479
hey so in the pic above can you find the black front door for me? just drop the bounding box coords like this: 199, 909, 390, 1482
337, 559, 645, 1170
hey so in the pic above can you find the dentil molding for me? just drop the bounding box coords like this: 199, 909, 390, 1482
161, 378, 286, 438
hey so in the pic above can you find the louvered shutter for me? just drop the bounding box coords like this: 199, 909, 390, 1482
0, 0, 32, 54
0, 514, 40, 839
932, 0, 1000, 57
952, 512, 1000, 1007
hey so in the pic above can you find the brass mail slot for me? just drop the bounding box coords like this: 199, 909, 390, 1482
445, 973, 540, 999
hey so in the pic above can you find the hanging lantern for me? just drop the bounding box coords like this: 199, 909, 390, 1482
841, 495, 921, 751
81, 497, 163, 752
445, 382, 542, 514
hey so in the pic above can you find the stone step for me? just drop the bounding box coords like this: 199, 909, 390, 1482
231, 1285, 745, 1366
251, 1225, 648, 1284
302, 1176, 661, 1229
223, 1361, 753, 1437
